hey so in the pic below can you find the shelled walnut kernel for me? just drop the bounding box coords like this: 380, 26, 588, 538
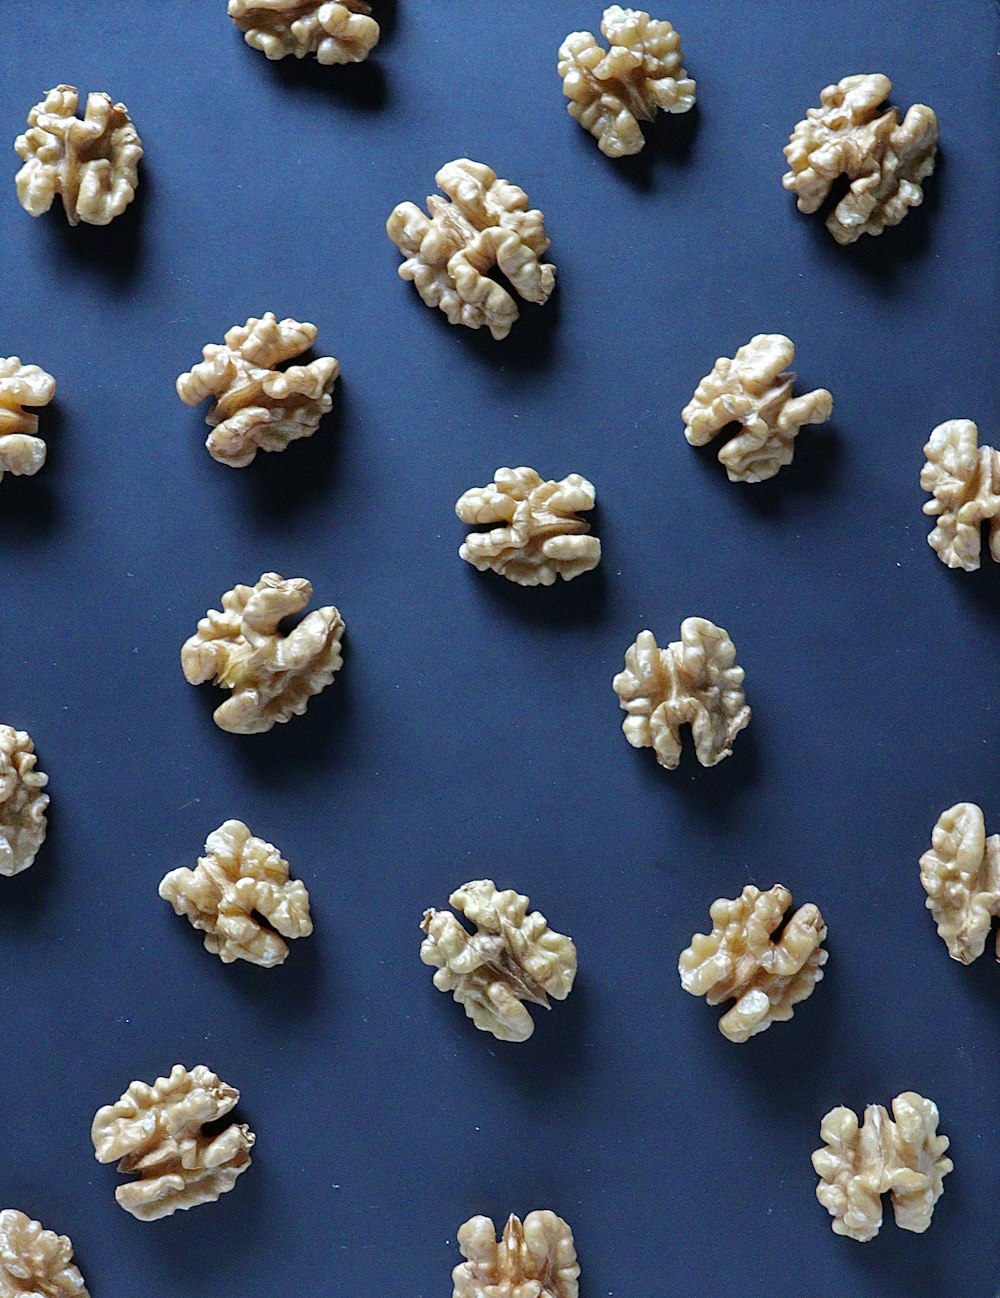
0, 358, 55, 483
0, 1209, 88, 1298
228, 1, 379, 65
921, 419, 1000, 571
919, 802, 1000, 963
0, 726, 48, 877
453, 1212, 579, 1298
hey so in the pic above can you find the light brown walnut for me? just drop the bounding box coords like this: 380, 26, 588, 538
919, 802, 1000, 964
681, 334, 832, 483
613, 619, 750, 770
678, 884, 827, 1042
387, 160, 556, 341
14, 85, 142, 226
228, 1, 379, 64
921, 419, 1000, 571
456, 467, 601, 586
0, 726, 48, 878
558, 5, 695, 158
420, 880, 577, 1043
453, 1212, 579, 1298
0, 358, 55, 483
782, 73, 938, 245
91, 1064, 254, 1221
0, 1210, 88, 1298
176, 313, 339, 467
813, 1093, 952, 1242
181, 572, 345, 734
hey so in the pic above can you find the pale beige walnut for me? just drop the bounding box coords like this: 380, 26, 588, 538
14, 85, 142, 227
91, 1064, 254, 1221
681, 335, 833, 483
782, 73, 938, 245
919, 802, 1000, 964
0, 1210, 88, 1298
613, 619, 750, 770
456, 467, 601, 586
420, 880, 577, 1043
0, 726, 48, 878
813, 1093, 952, 1242
181, 572, 345, 734
228, 0, 379, 64
558, 6, 695, 158
176, 313, 339, 467
678, 884, 827, 1042
387, 160, 556, 341
160, 819, 312, 967
453, 1212, 579, 1298
0, 358, 55, 483
921, 419, 1000, 571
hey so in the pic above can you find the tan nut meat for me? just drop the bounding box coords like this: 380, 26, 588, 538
682, 335, 833, 483
228, 1, 379, 64
558, 6, 695, 158
679, 884, 827, 1042
0, 358, 55, 483
181, 573, 344, 734
177, 313, 339, 467
92, 1064, 254, 1221
420, 880, 577, 1043
919, 802, 1000, 964
456, 467, 601, 586
921, 420, 1000, 571
813, 1093, 952, 1241
387, 160, 556, 341
0, 726, 48, 878
0, 1210, 88, 1298
453, 1212, 580, 1298
14, 85, 142, 226
782, 73, 938, 245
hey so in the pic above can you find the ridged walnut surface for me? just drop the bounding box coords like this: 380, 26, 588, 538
456, 467, 601, 586
14, 85, 142, 226
453, 1213, 579, 1298
613, 619, 750, 770
91, 1064, 254, 1221
176, 313, 339, 467
813, 1093, 952, 1242
681, 334, 833, 483
921, 419, 1000, 571
0, 358, 55, 483
678, 884, 827, 1042
919, 802, 1000, 964
420, 880, 577, 1043
0, 1210, 88, 1298
781, 73, 938, 245
387, 159, 556, 341
181, 572, 345, 734
558, 6, 695, 158
228, 0, 379, 64
0, 726, 48, 878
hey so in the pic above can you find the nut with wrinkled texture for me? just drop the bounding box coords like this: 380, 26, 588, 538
0, 726, 48, 878
782, 73, 938, 245
456, 467, 601, 586
181, 572, 345, 734
228, 0, 379, 64
0, 358, 55, 483
387, 159, 556, 341
558, 6, 695, 158
613, 619, 750, 770
91, 1064, 254, 1221
813, 1093, 952, 1241
14, 85, 142, 226
0, 1210, 88, 1298
678, 884, 827, 1042
160, 819, 312, 967
681, 335, 833, 483
921, 419, 1000, 571
453, 1212, 579, 1298
176, 313, 339, 467
420, 880, 577, 1043
919, 802, 1000, 964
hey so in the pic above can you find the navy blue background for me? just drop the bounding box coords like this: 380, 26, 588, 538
1, 3, 998, 1296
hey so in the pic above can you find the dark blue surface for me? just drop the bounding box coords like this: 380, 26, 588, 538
1, 3, 999, 1295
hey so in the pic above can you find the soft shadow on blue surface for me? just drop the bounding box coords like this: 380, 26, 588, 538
35, 171, 149, 283
584, 100, 701, 193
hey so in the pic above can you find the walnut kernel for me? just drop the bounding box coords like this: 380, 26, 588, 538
0, 726, 48, 878
0, 1210, 88, 1298
0, 359, 55, 483
228, 1, 379, 64
919, 802, 1000, 964
921, 419, 1000, 571
453, 1212, 579, 1298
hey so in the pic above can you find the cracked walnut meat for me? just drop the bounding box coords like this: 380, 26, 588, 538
420, 880, 577, 1043
387, 160, 556, 341
456, 467, 601, 586
0, 1210, 88, 1298
0, 726, 48, 878
919, 802, 1000, 964
813, 1093, 952, 1242
14, 85, 142, 226
558, 6, 695, 158
921, 419, 1000, 571
681, 334, 833, 483
782, 73, 938, 245
0, 358, 55, 484
678, 884, 827, 1042
181, 572, 345, 734
453, 1213, 579, 1298
228, 1, 379, 64
91, 1064, 254, 1221
176, 313, 339, 467
613, 619, 750, 770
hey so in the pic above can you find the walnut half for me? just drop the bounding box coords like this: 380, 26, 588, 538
228, 1, 379, 65
0, 358, 55, 483
921, 420, 1000, 571
453, 1212, 579, 1298
0, 1209, 88, 1298
0, 726, 48, 877
919, 802, 1000, 964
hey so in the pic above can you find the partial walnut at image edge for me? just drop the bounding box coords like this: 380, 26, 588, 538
921, 419, 1000, 571
0, 1209, 88, 1298
0, 725, 48, 877
229, 0, 379, 65
919, 801, 1000, 963
453, 1212, 579, 1298
0, 357, 55, 484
